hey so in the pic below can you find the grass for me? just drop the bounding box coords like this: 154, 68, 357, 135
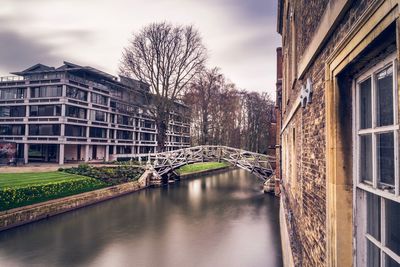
0, 171, 108, 211
0, 172, 91, 188
176, 162, 229, 175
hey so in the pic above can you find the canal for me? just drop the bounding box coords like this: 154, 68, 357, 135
0, 169, 282, 267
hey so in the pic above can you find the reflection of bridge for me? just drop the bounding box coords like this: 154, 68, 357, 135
114, 146, 275, 181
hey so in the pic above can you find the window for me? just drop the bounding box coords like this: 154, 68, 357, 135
109, 129, 115, 139
0, 124, 25, 135
91, 110, 107, 122
140, 132, 154, 141
0, 88, 25, 99
116, 130, 133, 140
144, 120, 154, 129
31, 86, 62, 98
66, 105, 87, 119
30, 105, 61, 117
66, 86, 87, 101
0, 106, 26, 117
29, 124, 60, 136
355, 54, 400, 266
89, 127, 106, 138
91, 93, 108, 106
117, 115, 133, 126
65, 125, 86, 137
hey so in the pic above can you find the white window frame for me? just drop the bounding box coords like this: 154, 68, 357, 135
353, 53, 400, 266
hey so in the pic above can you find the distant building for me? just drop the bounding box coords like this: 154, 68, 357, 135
0, 62, 190, 164
277, 0, 399, 266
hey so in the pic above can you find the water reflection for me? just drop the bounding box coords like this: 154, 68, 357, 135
0, 169, 282, 267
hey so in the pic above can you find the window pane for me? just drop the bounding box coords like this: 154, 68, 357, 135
386, 199, 400, 256
385, 254, 400, 267
367, 192, 381, 241
367, 239, 381, 267
377, 66, 394, 126
360, 77, 372, 129
360, 134, 373, 183
378, 132, 394, 186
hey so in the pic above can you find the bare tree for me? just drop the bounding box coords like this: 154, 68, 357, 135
184, 67, 223, 145
184, 69, 276, 154
119, 22, 207, 151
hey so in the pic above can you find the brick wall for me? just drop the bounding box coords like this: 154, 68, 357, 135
275, 47, 283, 187
278, 0, 373, 265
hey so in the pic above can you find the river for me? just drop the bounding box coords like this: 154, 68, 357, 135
0, 168, 282, 267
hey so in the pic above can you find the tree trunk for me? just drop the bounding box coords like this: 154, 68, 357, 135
156, 112, 168, 152
202, 108, 208, 145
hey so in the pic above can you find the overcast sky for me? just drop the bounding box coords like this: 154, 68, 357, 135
0, 0, 280, 96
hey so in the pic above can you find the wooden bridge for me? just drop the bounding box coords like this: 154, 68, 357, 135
123, 146, 275, 181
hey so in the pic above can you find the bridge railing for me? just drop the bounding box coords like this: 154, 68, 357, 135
121, 145, 276, 180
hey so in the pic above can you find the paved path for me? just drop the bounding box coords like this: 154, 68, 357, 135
0, 164, 79, 173
0, 163, 138, 173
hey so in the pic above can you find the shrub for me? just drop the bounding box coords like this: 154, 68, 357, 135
61, 165, 144, 185
0, 178, 106, 211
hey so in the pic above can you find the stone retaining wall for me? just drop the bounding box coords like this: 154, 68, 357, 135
0, 170, 152, 232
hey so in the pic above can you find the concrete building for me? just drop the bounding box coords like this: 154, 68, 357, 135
0, 62, 190, 165
277, 0, 400, 266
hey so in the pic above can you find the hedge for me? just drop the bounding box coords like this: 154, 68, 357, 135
60, 164, 144, 185
0, 177, 106, 211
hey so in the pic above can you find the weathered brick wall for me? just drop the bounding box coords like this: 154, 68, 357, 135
276, 48, 283, 185
279, 0, 374, 266
296, 0, 330, 59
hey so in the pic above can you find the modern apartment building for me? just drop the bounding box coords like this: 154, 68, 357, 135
0, 62, 190, 165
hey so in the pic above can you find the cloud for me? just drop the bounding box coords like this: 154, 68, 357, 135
0, 30, 60, 72
0, 0, 281, 96
201, 0, 275, 24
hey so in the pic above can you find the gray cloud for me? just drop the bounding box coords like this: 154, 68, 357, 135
0, 22, 95, 73
0, 0, 280, 95
0, 30, 60, 72
45, 29, 93, 41
203, 0, 276, 24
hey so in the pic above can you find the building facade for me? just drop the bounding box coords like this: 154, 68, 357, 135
275, 47, 283, 195
277, 0, 400, 266
0, 62, 190, 165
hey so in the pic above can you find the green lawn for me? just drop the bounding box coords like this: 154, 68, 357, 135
0, 172, 108, 211
176, 162, 229, 175
0, 172, 92, 188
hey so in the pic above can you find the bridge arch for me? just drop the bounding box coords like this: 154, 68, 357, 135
143, 146, 275, 181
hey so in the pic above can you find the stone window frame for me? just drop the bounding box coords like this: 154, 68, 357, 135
324, 1, 399, 266
353, 53, 400, 266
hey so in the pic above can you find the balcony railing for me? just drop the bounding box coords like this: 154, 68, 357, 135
0, 76, 25, 82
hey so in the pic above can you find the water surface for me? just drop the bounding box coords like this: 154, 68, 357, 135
0, 169, 282, 267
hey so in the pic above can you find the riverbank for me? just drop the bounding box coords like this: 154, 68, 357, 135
0, 170, 152, 232
0, 172, 108, 211
0, 162, 231, 232
0, 164, 143, 211
176, 162, 231, 180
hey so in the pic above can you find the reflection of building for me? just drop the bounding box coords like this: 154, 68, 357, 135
277, 0, 400, 266
0, 62, 190, 164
